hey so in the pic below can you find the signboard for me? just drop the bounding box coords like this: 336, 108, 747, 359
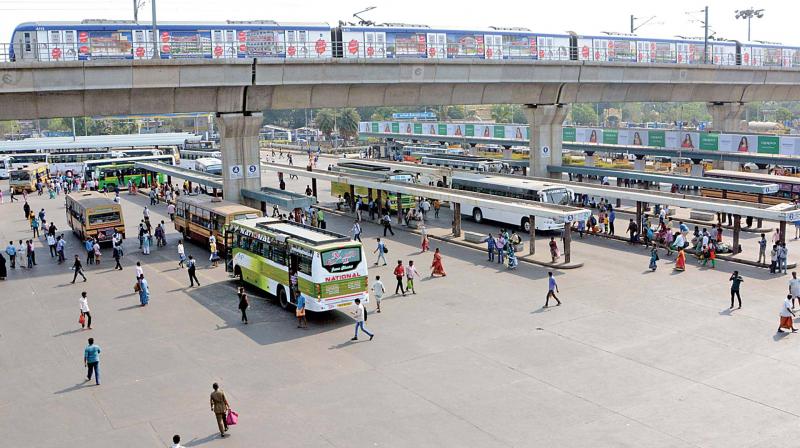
540, 145, 551, 158
602, 129, 618, 145
562, 127, 576, 142
229, 165, 243, 179
246, 164, 259, 178
699, 133, 718, 151
757, 135, 780, 154
392, 112, 436, 120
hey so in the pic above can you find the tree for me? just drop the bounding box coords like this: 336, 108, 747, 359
775, 107, 793, 123
446, 105, 466, 120
512, 106, 527, 124
314, 109, 336, 138
491, 105, 513, 123
465, 108, 479, 120
571, 103, 598, 125
338, 108, 361, 140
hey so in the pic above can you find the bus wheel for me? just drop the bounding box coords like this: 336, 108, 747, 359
277, 287, 289, 310
521, 217, 531, 233
472, 208, 483, 223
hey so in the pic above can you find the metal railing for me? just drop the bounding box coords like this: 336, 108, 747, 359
1, 41, 798, 68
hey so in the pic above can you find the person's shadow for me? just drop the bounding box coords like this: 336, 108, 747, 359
185, 433, 223, 446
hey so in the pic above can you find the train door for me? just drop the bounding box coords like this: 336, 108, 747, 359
288, 252, 299, 303
132, 29, 155, 59
483, 34, 502, 59
363, 31, 386, 58
426, 33, 446, 58
212, 29, 236, 58
19, 31, 37, 61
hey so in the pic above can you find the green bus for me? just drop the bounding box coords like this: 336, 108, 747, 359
329, 161, 417, 212
228, 217, 369, 312
82, 155, 175, 189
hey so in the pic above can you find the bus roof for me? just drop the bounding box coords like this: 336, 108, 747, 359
84, 155, 175, 167
232, 217, 354, 249
13, 162, 48, 170
705, 169, 800, 185
336, 161, 391, 172
66, 191, 121, 209
453, 174, 567, 190
177, 194, 260, 215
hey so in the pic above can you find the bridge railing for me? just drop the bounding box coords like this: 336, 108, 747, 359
0, 40, 794, 68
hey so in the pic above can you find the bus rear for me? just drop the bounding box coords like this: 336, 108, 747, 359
307, 245, 369, 312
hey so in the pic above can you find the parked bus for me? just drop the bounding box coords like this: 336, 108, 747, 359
330, 161, 417, 211
82, 155, 175, 189
194, 157, 223, 175
399, 145, 465, 160
65, 191, 125, 242
421, 155, 508, 173
9, 163, 49, 193
229, 216, 369, 312
174, 194, 262, 255
702, 169, 798, 205
451, 174, 574, 232
179, 149, 222, 169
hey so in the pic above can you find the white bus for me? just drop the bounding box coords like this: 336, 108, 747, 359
421, 155, 508, 173
194, 157, 222, 175
452, 174, 574, 232
179, 149, 222, 169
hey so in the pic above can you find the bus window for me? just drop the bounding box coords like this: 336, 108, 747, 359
89, 211, 121, 225
298, 255, 312, 275
269, 245, 287, 265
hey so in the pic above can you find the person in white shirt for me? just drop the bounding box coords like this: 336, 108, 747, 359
177, 240, 186, 268
405, 260, 420, 295
371, 276, 385, 313
46, 233, 56, 258
350, 298, 374, 341
170, 434, 184, 448
779, 294, 797, 333
790, 272, 800, 308
167, 203, 176, 221
352, 220, 362, 242
79, 291, 91, 329
135, 261, 144, 280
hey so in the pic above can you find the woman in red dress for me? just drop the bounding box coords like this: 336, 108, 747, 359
430, 248, 447, 277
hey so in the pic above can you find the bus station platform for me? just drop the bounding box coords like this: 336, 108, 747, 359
134, 161, 222, 192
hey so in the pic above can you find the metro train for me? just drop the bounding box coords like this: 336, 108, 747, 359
9, 20, 800, 67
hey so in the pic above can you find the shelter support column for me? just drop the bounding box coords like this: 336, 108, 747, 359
708, 102, 745, 171
524, 104, 570, 179
349, 185, 356, 212
529, 215, 536, 255
780, 221, 787, 245
636, 201, 643, 235
563, 223, 572, 264
757, 194, 763, 228
452, 203, 461, 237
217, 112, 263, 203
397, 193, 403, 224
732, 214, 741, 255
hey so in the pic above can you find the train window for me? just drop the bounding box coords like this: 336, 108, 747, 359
23, 32, 31, 52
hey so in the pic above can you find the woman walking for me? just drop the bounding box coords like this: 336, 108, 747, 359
649, 247, 659, 271
674, 248, 686, 271
549, 237, 559, 263
138, 274, 150, 306
420, 225, 430, 253
430, 248, 447, 277
237, 287, 249, 324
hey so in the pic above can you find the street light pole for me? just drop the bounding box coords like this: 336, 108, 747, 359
703, 6, 709, 64
735, 8, 765, 42
151, 0, 159, 59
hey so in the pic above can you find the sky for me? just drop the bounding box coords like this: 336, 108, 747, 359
0, 0, 796, 45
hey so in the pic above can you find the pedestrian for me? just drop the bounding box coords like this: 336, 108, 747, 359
608, 207, 616, 235
93, 240, 101, 265
26, 239, 35, 267
371, 275, 385, 313
295, 291, 307, 328
23, 200, 30, 220
177, 240, 186, 268
496, 233, 505, 265
6, 241, 16, 269
84, 237, 94, 264
79, 291, 92, 329
770, 244, 779, 274
420, 225, 430, 252
113, 244, 123, 270
758, 233, 767, 264
485, 233, 496, 262
56, 235, 66, 264
71, 255, 87, 283
778, 294, 797, 333
83, 337, 101, 385
433, 199, 440, 219
0, 252, 5, 280
382, 212, 395, 236
209, 239, 219, 268
167, 202, 176, 221
47, 233, 56, 257
31, 215, 39, 237
373, 238, 387, 266
544, 271, 561, 308
170, 435, 184, 448
393, 260, 406, 296
138, 274, 150, 306
430, 247, 447, 277
351, 220, 362, 242
627, 219, 639, 244
406, 260, 420, 294
142, 232, 151, 255
549, 237, 559, 263
238, 286, 249, 325
729, 271, 743, 310
135, 260, 144, 281
773, 228, 782, 245
209, 383, 231, 438
779, 242, 788, 274
350, 298, 374, 341
649, 247, 659, 271
790, 272, 800, 308
187, 255, 200, 287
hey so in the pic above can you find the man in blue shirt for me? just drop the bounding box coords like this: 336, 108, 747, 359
679, 221, 689, 234
5, 241, 16, 269
84, 338, 101, 385
296, 293, 307, 329
544, 272, 561, 308
608, 208, 616, 235
84, 238, 94, 265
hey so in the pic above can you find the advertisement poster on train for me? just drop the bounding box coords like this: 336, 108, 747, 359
502, 35, 535, 59
562, 127, 576, 142
506, 126, 526, 140
413, 123, 423, 135
403, 123, 413, 134
757, 135, 780, 154
237, 30, 284, 57
163, 31, 212, 58
699, 133, 719, 151
387, 32, 427, 58
451, 124, 464, 137
602, 129, 618, 145
493, 126, 505, 139
648, 131, 665, 147
446, 33, 484, 58
78, 31, 133, 60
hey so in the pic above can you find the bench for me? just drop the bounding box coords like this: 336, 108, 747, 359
464, 231, 486, 244
689, 211, 715, 221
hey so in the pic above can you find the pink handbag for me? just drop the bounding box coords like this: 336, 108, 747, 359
225, 410, 238, 426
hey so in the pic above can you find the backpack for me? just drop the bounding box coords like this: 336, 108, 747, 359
383, 245, 388, 254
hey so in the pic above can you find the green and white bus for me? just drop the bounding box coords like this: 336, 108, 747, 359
82, 155, 175, 189
228, 217, 369, 312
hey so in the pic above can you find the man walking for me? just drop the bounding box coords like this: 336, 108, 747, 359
71, 255, 87, 283
373, 238, 387, 266
210, 383, 230, 438
177, 240, 186, 268
544, 271, 561, 308
56, 235, 66, 263
350, 298, 374, 341
381, 212, 395, 236
5, 241, 15, 269
83, 337, 101, 385
405, 260, 420, 295
79, 291, 92, 330
789, 272, 800, 308
112, 244, 123, 270
393, 260, 406, 296
372, 275, 385, 313
352, 220, 362, 242
729, 271, 743, 310
758, 233, 767, 264
187, 255, 200, 287
778, 294, 797, 333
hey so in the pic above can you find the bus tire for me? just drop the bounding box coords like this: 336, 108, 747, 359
277, 286, 289, 310
521, 217, 531, 233
472, 208, 483, 224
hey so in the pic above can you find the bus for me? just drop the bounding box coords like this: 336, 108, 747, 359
421, 155, 509, 173
451, 174, 574, 232
330, 161, 417, 211
65, 191, 125, 242
702, 169, 799, 205
229, 216, 369, 312
179, 149, 222, 169
82, 155, 175, 189
9, 163, 49, 193
174, 194, 262, 255
194, 157, 223, 175
400, 145, 465, 160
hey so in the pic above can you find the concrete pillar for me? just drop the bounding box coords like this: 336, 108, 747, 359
563, 223, 572, 264
349, 185, 356, 211
732, 215, 741, 255
311, 178, 317, 198
708, 102, 745, 134
757, 194, 763, 228
780, 221, 787, 245
452, 202, 462, 237
523, 104, 570, 178
634, 156, 646, 172
217, 112, 263, 203
397, 192, 403, 224
529, 215, 536, 255
636, 201, 643, 238
584, 152, 596, 167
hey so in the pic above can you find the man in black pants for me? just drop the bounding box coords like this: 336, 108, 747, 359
393, 260, 405, 296
72, 255, 87, 283
187, 255, 200, 287
382, 212, 395, 237
729, 271, 743, 310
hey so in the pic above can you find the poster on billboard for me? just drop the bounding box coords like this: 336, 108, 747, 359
757, 135, 780, 154
413, 123, 423, 134
648, 130, 665, 147
602, 129, 618, 145
401, 123, 413, 134
669, 131, 699, 149
562, 127, 576, 142
473, 125, 491, 139
506, 125, 526, 140
391, 122, 400, 133
699, 133, 719, 151
718, 134, 736, 152
575, 128, 602, 143
780, 136, 800, 155
617, 130, 632, 145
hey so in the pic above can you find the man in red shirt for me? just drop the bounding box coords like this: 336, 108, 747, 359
393, 260, 405, 296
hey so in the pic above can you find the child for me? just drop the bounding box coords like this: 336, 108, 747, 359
372, 275, 386, 313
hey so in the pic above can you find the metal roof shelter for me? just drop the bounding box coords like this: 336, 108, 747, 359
261, 162, 592, 264
135, 162, 222, 190
0, 133, 200, 152
240, 187, 316, 212
547, 165, 780, 195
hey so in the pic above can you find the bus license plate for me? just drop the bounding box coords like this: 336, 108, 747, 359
337, 302, 351, 308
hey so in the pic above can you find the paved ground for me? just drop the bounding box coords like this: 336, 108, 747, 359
2, 170, 800, 448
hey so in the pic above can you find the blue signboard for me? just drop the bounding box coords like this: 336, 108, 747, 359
391, 112, 437, 120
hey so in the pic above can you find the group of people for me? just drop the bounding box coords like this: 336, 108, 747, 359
484, 229, 523, 269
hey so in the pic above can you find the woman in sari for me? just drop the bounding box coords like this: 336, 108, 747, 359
430, 248, 446, 277
138, 274, 150, 306
674, 249, 686, 271
420, 225, 430, 253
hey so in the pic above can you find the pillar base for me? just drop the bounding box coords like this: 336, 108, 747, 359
217, 112, 264, 203
524, 104, 570, 178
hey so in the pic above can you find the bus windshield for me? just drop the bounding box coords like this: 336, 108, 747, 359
89, 211, 121, 225
321, 247, 361, 273
10, 171, 30, 181
543, 188, 571, 205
